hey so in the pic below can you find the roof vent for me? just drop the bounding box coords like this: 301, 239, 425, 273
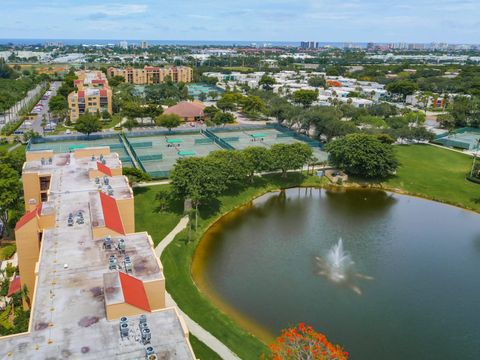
91, 155, 96, 161
102, 159, 107, 165
118, 238, 126, 253
48, 157, 52, 165
103, 176, 109, 185
76, 211, 84, 224
139, 314, 147, 325
145, 346, 157, 359
95, 176, 100, 184
124, 256, 132, 274
67, 213, 74, 226
103, 236, 113, 250
108, 255, 118, 270
40, 157, 45, 165
120, 318, 129, 338
107, 188, 114, 196
141, 327, 151, 344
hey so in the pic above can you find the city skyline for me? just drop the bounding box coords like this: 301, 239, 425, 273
1, 0, 479, 43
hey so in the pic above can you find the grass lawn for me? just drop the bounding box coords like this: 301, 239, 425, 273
156, 173, 327, 359
189, 334, 222, 360
222, 66, 255, 73
385, 144, 480, 212
133, 185, 184, 245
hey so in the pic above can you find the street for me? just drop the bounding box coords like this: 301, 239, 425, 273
20, 81, 61, 135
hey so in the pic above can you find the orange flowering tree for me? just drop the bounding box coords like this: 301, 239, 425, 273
267, 323, 348, 360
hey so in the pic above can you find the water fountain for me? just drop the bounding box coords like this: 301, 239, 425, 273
316, 238, 371, 295
324, 238, 353, 282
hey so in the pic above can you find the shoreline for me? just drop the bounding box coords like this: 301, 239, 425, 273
187, 179, 480, 347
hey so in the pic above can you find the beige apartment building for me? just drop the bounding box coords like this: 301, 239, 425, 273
68, 70, 113, 122
3, 146, 196, 359
108, 65, 193, 84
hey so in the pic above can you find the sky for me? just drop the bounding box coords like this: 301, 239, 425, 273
1, 0, 479, 43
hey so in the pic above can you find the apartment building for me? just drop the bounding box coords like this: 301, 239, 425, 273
68, 70, 113, 122
2, 146, 196, 359
108, 65, 193, 84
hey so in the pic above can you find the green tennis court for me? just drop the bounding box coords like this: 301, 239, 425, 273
126, 131, 222, 177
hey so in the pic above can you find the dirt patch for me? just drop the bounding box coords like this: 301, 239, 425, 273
81, 346, 90, 354
90, 286, 103, 300
34, 322, 49, 331
78, 316, 99, 327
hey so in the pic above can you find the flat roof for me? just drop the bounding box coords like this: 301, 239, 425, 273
1, 149, 194, 359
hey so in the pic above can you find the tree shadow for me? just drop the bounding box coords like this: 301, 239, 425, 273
198, 198, 222, 219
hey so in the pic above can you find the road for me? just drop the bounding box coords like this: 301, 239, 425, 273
0, 82, 45, 130
22, 81, 61, 135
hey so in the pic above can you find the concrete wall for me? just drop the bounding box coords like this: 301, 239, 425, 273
73, 147, 110, 159
117, 197, 135, 234
15, 219, 40, 304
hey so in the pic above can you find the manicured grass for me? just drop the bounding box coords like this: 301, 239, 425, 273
222, 66, 255, 73
189, 334, 222, 360
157, 174, 327, 359
385, 144, 480, 212
133, 185, 183, 245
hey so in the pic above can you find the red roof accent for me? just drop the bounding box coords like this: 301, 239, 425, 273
97, 161, 112, 176
99, 192, 125, 235
74, 79, 82, 85
119, 272, 151, 311
91, 79, 105, 84
78, 90, 85, 98
7, 276, 21, 297
15, 206, 39, 231
99, 89, 108, 97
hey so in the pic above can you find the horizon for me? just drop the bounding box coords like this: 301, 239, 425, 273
1, 0, 479, 43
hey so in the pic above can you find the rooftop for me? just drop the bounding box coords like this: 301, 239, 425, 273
1, 150, 195, 359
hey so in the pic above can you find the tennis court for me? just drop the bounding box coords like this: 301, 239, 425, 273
434, 128, 480, 151
28, 136, 134, 167
212, 127, 328, 161
126, 131, 223, 177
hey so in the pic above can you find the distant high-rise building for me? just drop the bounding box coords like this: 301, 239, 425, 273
300, 41, 317, 49
140, 41, 149, 49
119, 40, 128, 50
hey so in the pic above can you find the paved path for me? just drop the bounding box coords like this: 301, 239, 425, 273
154, 216, 240, 360
132, 180, 171, 188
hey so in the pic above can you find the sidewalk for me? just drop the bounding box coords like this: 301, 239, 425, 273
154, 216, 240, 360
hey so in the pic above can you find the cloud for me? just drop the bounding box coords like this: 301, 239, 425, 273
77, 3, 148, 19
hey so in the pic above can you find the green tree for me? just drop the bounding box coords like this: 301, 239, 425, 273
209, 150, 250, 184
204, 105, 220, 119
74, 113, 102, 136
308, 76, 326, 88
155, 113, 182, 131
155, 188, 172, 211
0, 164, 22, 239
386, 80, 418, 99
325, 133, 398, 179
292, 89, 319, 108
212, 112, 235, 125
122, 118, 138, 132
437, 113, 456, 129
216, 94, 237, 112
243, 146, 272, 181
241, 95, 265, 114
259, 75, 276, 90
48, 95, 68, 113
270, 143, 313, 177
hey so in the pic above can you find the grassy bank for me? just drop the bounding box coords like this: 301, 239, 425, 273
384, 144, 480, 212
133, 185, 184, 246
189, 334, 222, 360
159, 174, 326, 359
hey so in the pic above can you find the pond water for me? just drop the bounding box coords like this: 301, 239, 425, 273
193, 188, 480, 360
